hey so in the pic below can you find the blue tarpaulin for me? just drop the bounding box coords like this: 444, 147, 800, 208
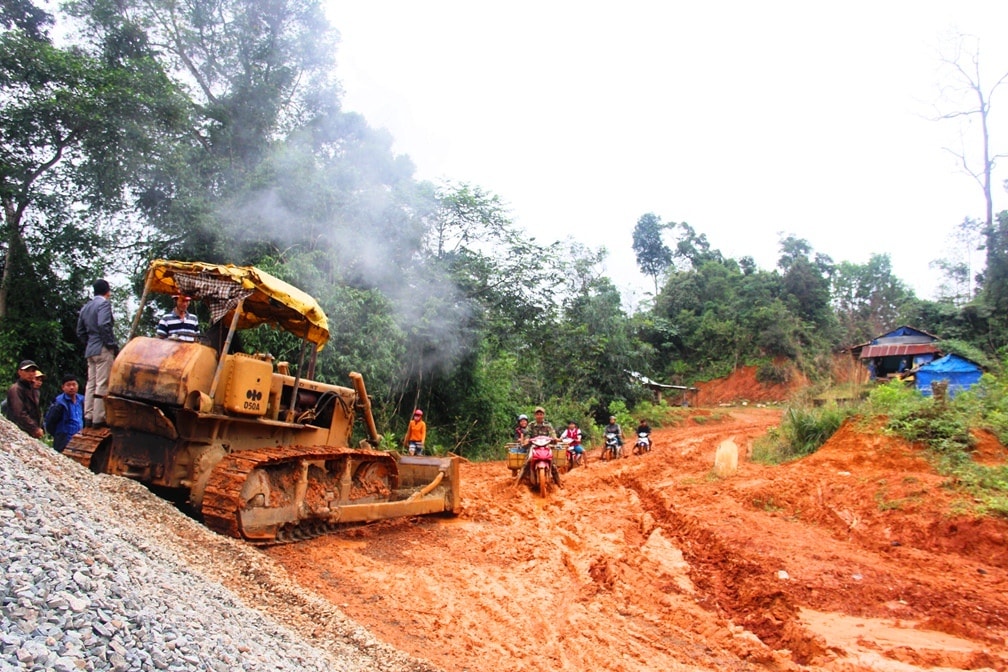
915, 354, 983, 397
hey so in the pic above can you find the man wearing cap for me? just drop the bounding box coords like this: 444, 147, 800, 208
523, 406, 561, 488
524, 406, 556, 444
76, 278, 119, 428
44, 374, 85, 452
6, 360, 44, 439
156, 294, 200, 342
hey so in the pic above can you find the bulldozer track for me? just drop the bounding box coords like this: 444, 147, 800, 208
200, 445, 398, 544
63, 428, 112, 470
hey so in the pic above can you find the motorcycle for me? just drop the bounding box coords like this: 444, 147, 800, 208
602, 431, 622, 461
632, 431, 651, 455
562, 436, 585, 471
518, 435, 561, 497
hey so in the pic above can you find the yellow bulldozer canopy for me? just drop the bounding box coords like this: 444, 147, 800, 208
143, 260, 330, 348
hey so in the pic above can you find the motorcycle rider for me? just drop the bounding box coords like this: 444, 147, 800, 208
635, 418, 652, 451
524, 406, 556, 443
514, 413, 530, 443
604, 415, 624, 453
524, 406, 560, 487
561, 420, 584, 466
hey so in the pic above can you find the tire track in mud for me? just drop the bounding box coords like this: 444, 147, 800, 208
267, 408, 1008, 672
622, 471, 828, 665
518, 468, 783, 672
617, 413, 1008, 668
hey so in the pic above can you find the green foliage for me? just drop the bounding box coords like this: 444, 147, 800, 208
981, 210, 1008, 317
756, 361, 791, 385
427, 349, 525, 460
550, 272, 647, 420
0, 317, 84, 408
9, 0, 1008, 491
629, 398, 691, 428
751, 404, 851, 463
886, 404, 974, 456
866, 379, 923, 415
831, 254, 915, 345
605, 399, 635, 439
543, 400, 597, 446
1, 5, 186, 331
873, 373, 1008, 517
646, 235, 843, 386
932, 370, 1008, 445
973, 374, 1008, 444
933, 339, 997, 371
632, 213, 673, 293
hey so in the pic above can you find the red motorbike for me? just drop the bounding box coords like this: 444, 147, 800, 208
519, 435, 560, 497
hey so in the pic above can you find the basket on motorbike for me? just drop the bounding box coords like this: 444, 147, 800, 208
552, 446, 566, 467
506, 442, 526, 474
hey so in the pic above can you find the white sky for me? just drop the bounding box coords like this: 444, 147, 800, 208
325, 1, 1008, 306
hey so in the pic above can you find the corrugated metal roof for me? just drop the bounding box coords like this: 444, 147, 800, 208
859, 344, 939, 359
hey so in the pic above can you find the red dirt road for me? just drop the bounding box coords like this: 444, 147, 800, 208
267, 407, 1008, 671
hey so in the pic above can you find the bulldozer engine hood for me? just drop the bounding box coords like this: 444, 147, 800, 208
143, 260, 329, 349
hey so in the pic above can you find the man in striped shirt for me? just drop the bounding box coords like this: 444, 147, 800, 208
156, 294, 200, 342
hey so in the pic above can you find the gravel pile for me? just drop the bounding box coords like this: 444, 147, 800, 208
0, 420, 439, 672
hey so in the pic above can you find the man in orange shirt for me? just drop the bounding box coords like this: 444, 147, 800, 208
403, 409, 427, 455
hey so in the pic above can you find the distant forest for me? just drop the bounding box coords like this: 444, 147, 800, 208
2, 0, 1007, 456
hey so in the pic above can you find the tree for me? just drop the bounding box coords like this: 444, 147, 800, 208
0, 2, 186, 320
933, 35, 1008, 326
934, 34, 1008, 233
929, 217, 985, 304
0, 0, 190, 390
631, 212, 672, 294
984, 210, 1008, 316
539, 238, 644, 416
832, 254, 915, 344
929, 35, 1008, 351
429, 182, 509, 259
672, 222, 722, 269
63, 0, 352, 264
777, 234, 835, 328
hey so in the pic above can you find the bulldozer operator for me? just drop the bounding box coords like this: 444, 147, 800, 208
156, 294, 200, 342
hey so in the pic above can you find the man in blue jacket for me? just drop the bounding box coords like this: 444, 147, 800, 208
76, 278, 119, 428
45, 374, 85, 452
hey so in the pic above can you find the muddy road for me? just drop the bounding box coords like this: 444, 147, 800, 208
267, 407, 1008, 671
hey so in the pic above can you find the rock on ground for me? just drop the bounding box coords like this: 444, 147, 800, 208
0, 418, 440, 672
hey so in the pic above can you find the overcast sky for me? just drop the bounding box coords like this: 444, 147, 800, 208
325, 1, 1008, 305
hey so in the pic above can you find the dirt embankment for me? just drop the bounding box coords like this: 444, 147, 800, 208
693, 363, 809, 406
266, 404, 1008, 672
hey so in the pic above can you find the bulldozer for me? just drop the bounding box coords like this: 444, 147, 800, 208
65, 260, 460, 544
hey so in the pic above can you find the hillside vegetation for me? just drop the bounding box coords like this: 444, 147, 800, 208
753, 371, 1008, 518
2, 0, 1008, 459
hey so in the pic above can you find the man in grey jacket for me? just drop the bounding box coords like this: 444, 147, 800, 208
76, 278, 119, 427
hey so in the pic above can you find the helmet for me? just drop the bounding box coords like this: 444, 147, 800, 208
413, 409, 423, 417
518, 414, 528, 421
